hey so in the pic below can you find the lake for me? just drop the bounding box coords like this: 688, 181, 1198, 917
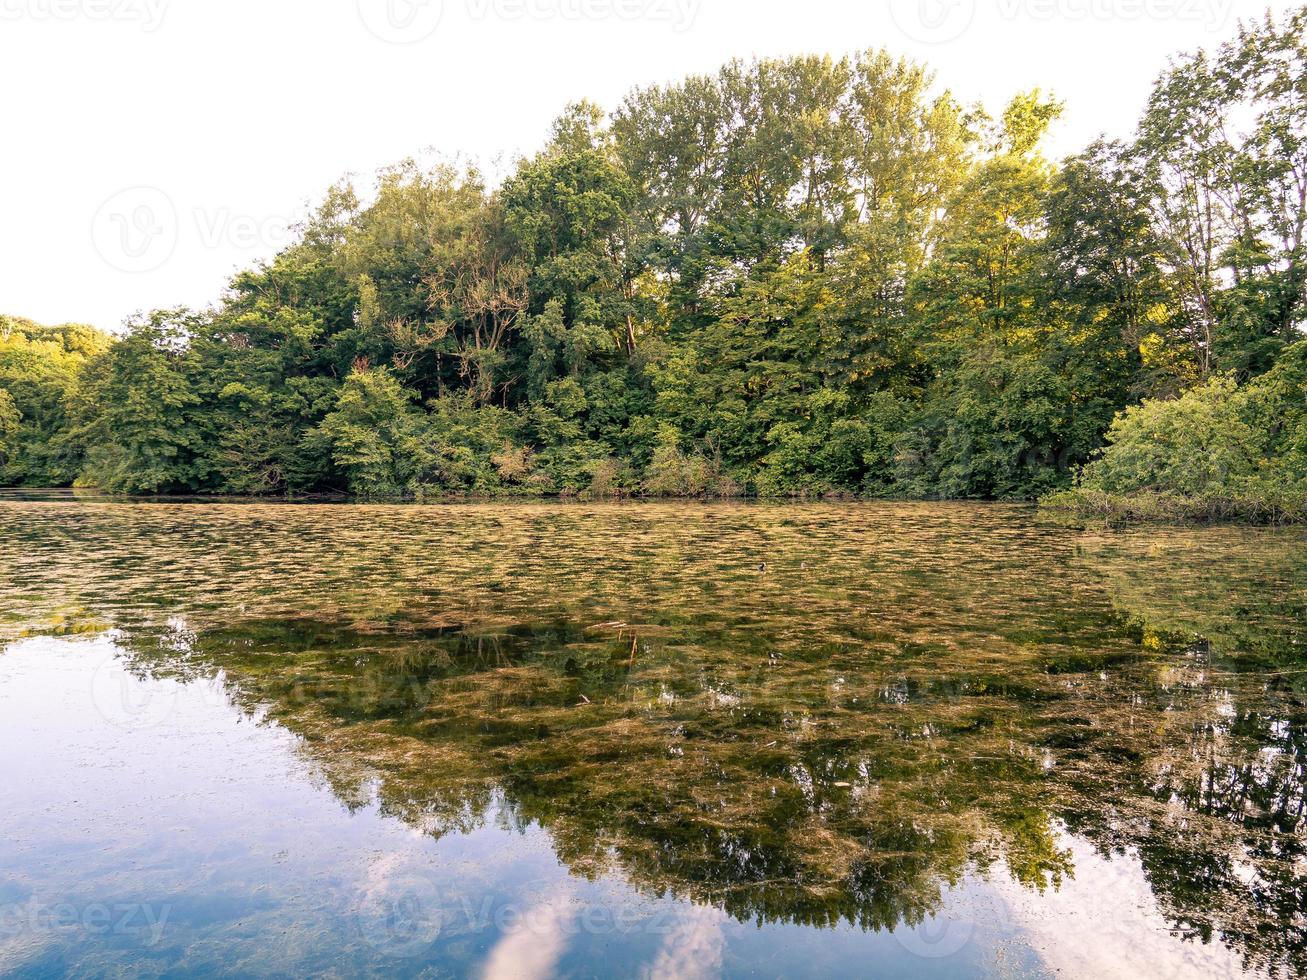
0, 500, 1303, 978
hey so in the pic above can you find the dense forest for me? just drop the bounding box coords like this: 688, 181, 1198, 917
3, 9, 1305, 513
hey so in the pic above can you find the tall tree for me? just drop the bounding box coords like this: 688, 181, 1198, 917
71, 312, 202, 494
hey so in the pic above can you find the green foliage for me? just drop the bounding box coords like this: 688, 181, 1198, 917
1083, 342, 1307, 496
7, 12, 1306, 511
0, 315, 113, 485
1136, 8, 1307, 378
1080, 376, 1262, 495
72, 312, 202, 495
895, 346, 1074, 499
0, 388, 19, 468
313, 367, 429, 496
1053, 341, 1307, 521
312, 368, 539, 497
424, 395, 535, 495
641, 425, 738, 498
1043, 488, 1307, 526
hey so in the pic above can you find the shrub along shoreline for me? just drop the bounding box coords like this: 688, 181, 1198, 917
1041, 339, 1306, 525
1040, 490, 1307, 527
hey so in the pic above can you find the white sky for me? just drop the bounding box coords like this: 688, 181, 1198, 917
1, 0, 1297, 332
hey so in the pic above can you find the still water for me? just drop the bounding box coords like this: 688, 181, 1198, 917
0, 500, 1303, 978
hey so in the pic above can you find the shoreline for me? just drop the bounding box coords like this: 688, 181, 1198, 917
5, 487, 1307, 527
1040, 490, 1307, 527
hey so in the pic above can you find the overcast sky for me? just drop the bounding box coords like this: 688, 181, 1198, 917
1, 0, 1296, 331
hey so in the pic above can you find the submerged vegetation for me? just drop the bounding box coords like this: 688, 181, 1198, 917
2, 501, 1304, 973
2, 11, 1306, 511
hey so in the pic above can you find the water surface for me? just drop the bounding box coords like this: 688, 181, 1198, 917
1, 502, 1303, 978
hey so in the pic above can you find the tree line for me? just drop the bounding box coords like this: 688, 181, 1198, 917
2, 8, 1304, 509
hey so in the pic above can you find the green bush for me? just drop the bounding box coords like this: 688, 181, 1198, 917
1048, 341, 1307, 522
1078, 376, 1262, 495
